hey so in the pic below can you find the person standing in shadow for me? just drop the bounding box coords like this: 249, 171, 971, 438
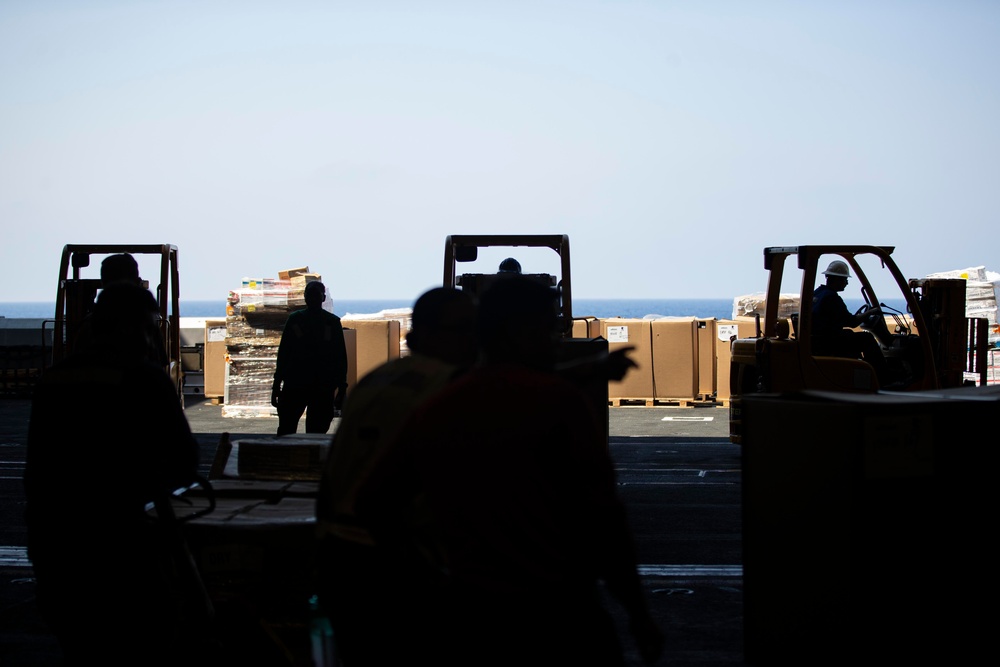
271, 280, 349, 436
24, 281, 205, 666
314, 286, 478, 666
356, 275, 665, 667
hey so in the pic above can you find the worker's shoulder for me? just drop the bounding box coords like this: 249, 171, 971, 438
314, 308, 342, 323
288, 307, 341, 323
361, 354, 459, 387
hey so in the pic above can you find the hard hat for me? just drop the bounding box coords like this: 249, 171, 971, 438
498, 257, 522, 274
822, 260, 851, 278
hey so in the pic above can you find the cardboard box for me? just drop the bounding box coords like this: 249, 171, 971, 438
235, 435, 331, 481
651, 318, 699, 400
204, 318, 228, 398
696, 318, 717, 397
181, 346, 202, 372
344, 327, 357, 396
741, 388, 998, 663
277, 266, 310, 280
716, 316, 760, 400
601, 318, 654, 399
571, 317, 601, 338
341, 319, 402, 383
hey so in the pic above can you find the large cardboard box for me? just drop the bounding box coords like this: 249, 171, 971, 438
741, 387, 998, 664
341, 319, 402, 383
204, 318, 228, 398
343, 328, 358, 396
651, 318, 699, 400
571, 316, 601, 339
715, 316, 760, 400
601, 318, 654, 400
696, 318, 717, 397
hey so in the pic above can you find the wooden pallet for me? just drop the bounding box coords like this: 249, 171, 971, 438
608, 398, 656, 407
609, 396, 730, 408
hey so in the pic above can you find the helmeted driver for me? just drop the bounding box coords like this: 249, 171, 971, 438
812, 260, 889, 385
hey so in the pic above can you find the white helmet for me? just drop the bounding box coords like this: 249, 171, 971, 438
822, 260, 851, 278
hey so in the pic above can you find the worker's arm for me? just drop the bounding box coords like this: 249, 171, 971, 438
850, 303, 882, 328
555, 346, 637, 383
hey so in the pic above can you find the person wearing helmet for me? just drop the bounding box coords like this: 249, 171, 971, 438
498, 257, 522, 274
812, 260, 888, 384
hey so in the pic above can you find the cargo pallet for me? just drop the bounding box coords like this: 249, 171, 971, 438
609, 397, 728, 408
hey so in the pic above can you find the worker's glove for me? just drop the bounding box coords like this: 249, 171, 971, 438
333, 383, 348, 412
270, 380, 282, 409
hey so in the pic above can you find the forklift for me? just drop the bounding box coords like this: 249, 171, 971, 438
728, 245, 990, 443
48, 243, 184, 402
443, 234, 611, 445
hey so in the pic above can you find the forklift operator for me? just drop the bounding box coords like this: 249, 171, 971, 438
812, 260, 888, 385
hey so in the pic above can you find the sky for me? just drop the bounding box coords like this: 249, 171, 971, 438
2, 1, 998, 305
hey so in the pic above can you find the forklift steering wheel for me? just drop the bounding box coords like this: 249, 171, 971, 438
854, 303, 880, 328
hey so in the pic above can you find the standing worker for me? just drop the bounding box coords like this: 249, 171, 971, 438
271, 280, 349, 436
315, 287, 478, 666
24, 281, 206, 665
356, 276, 664, 666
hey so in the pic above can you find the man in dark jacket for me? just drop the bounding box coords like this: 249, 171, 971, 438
356, 276, 664, 667
24, 282, 203, 665
271, 280, 349, 435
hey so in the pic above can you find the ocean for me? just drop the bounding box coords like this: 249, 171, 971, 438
1, 297, 906, 321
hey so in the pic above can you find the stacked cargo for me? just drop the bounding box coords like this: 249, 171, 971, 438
925, 265, 1000, 384
221, 267, 322, 418
925, 265, 999, 345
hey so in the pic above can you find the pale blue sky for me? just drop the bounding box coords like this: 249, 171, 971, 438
2, 1, 997, 303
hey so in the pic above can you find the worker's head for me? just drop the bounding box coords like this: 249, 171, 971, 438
91, 281, 160, 361
476, 275, 559, 371
100, 254, 141, 287
406, 287, 478, 368
822, 260, 850, 291
498, 257, 522, 274
304, 281, 326, 308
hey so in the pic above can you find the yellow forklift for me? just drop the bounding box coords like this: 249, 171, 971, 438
48, 243, 185, 402
728, 245, 990, 443
443, 233, 610, 444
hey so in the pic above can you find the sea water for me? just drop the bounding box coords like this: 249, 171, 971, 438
0, 297, 907, 321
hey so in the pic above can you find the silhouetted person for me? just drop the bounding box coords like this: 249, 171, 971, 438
71, 252, 167, 363
315, 287, 478, 665
356, 276, 665, 667
101, 252, 142, 286
812, 260, 888, 385
271, 280, 349, 435
498, 256, 522, 273
24, 281, 202, 666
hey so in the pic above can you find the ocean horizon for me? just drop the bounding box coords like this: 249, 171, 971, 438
1, 297, 906, 322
